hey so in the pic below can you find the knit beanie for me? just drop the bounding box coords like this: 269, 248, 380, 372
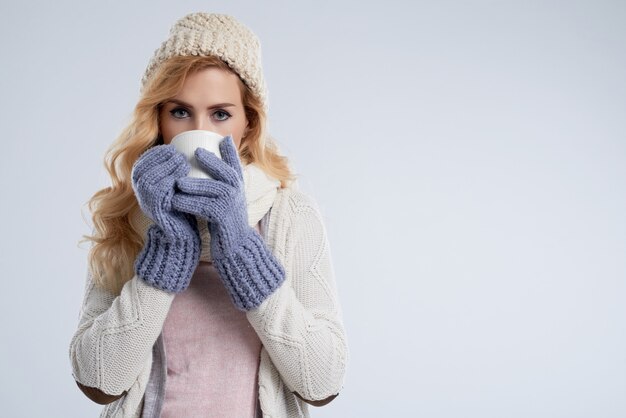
140, 12, 269, 111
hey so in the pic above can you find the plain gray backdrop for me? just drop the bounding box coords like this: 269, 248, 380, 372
1, 0, 624, 417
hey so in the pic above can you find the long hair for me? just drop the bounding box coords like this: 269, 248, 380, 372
79, 55, 298, 295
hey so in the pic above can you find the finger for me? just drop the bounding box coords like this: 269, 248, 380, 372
170, 152, 191, 179
132, 147, 165, 185
133, 145, 184, 181
219, 135, 244, 181
158, 151, 189, 178
194, 147, 240, 188
171, 193, 219, 219
133, 144, 177, 174
176, 177, 230, 198
141, 152, 189, 186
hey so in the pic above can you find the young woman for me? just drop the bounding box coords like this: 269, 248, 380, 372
68, 12, 349, 418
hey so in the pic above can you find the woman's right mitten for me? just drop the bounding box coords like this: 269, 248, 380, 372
131, 144, 201, 293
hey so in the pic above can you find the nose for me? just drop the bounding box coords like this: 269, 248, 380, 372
192, 117, 215, 132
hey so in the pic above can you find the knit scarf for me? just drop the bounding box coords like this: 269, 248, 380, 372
241, 162, 281, 227
131, 162, 281, 262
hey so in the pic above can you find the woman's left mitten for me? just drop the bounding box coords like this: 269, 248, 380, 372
172, 135, 286, 310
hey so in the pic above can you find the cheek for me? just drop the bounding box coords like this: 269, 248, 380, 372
234, 127, 246, 149
221, 120, 245, 146
159, 116, 178, 144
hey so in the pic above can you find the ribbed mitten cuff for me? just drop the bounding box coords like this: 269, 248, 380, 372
134, 225, 201, 294
212, 228, 286, 311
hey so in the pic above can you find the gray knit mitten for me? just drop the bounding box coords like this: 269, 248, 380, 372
131, 144, 201, 293
171, 135, 285, 310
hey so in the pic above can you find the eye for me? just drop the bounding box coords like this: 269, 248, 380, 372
169, 107, 190, 119
213, 110, 231, 122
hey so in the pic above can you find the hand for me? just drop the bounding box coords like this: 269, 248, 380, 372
171, 135, 285, 310
171, 135, 251, 259
131, 144, 201, 293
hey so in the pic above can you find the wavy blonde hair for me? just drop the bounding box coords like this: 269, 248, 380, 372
79, 55, 298, 296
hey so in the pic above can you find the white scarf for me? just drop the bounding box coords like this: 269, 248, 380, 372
241, 162, 282, 227
131, 162, 281, 261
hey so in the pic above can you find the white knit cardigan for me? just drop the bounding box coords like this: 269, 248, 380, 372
68, 182, 349, 418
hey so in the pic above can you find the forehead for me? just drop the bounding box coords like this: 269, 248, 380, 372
175, 67, 243, 103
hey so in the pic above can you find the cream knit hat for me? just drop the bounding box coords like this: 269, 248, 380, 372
140, 12, 268, 110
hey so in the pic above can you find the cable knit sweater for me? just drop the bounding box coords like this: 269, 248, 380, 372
68, 164, 349, 418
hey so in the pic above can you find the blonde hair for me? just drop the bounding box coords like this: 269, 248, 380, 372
79, 55, 297, 296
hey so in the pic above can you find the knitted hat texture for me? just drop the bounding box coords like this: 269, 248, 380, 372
140, 12, 268, 110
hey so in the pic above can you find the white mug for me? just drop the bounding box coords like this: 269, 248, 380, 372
170, 130, 227, 179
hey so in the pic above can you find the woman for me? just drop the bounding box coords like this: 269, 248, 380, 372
68, 12, 349, 418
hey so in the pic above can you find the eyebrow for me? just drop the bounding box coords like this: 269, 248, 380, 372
165, 99, 236, 109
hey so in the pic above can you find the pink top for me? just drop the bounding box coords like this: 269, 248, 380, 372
160, 224, 263, 417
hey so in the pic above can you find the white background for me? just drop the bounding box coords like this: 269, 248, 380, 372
1, 1, 624, 417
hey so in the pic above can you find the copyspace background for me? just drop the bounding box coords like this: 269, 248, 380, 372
1, 1, 624, 417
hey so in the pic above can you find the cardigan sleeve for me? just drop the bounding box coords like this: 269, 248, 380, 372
245, 190, 349, 404
68, 266, 175, 402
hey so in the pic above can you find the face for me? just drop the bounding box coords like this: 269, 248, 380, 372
159, 67, 249, 148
